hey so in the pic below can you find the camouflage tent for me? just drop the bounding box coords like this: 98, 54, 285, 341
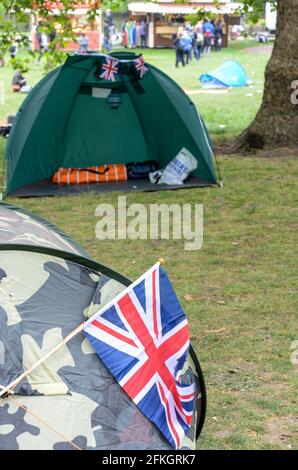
0, 203, 206, 450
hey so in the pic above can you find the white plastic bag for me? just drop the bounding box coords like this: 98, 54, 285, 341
149, 170, 162, 184
158, 148, 198, 185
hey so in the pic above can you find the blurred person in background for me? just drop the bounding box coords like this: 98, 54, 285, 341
194, 23, 204, 60
78, 33, 89, 53
12, 68, 32, 93
214, 20, 223, 51
104, 8, 114, 51
181, 28, 193, 65
140, 19, 148, 48
173, 26, 185, 68
203, 17, 214, 55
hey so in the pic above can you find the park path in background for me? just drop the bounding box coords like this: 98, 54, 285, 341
244, 44, 273, 55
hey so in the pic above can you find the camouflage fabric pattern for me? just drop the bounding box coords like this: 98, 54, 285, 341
0, 204, 201, 450
0, 204, 83, 255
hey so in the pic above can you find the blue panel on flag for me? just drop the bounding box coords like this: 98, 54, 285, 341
159, 267, 185, 337
84, 331, 139, 382
101, 305, 129, 332
133, 279, 146, 314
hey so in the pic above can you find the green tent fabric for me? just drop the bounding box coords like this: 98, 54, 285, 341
6, 53, 217, 196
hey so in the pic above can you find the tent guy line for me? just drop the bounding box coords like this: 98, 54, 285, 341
0, 386, 82, 451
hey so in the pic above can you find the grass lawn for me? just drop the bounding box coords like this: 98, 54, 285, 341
0, 42, 297, 450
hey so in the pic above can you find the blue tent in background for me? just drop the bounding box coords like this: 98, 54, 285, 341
199, 60, 250, 88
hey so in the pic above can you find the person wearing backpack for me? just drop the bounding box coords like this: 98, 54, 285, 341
181, 30, 193, 65
203, 18, 214, 56
173, 26, 185, 68
194, 24, 204, 60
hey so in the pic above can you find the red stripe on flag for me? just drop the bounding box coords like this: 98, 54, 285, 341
185, 415, 193, 425
92, 319, 138, 348
157, 382, 180, 449
180, 392, 194, 400
118, 294, 156, 355
158, 324, 189, 359
152, 269, 158, 339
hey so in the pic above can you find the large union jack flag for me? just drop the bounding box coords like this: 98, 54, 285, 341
83, 263, 194, 449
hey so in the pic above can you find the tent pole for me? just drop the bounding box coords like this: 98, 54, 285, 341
0, 147, 6, 200
214, 152, 224, 188
6, 393, 82, 450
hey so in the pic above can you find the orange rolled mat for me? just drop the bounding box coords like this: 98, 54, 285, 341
53, 164, 127, 184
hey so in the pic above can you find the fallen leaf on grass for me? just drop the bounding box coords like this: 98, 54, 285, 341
184, 293, 194, 301
205, 327, 229, 335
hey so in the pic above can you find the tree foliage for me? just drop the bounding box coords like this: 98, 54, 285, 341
0, 1, 99, 70
103, 0, 130, 12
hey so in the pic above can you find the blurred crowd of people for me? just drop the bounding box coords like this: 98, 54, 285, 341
4, 13, 224, 95
173, 19, 223, 68
103, 10, 149, 52
122, 19, 148, 49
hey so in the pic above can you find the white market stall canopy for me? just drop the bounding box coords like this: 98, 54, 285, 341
128, 2, 245, 15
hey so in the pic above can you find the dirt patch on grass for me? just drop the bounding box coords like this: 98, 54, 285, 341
214, 425, 237, 439
263, 416, 298, 449
218, 360, 259, 374
259, 382, 290, 392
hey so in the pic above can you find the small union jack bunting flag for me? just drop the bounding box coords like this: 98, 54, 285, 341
83, 263, 194, 449
100, 57, 119, 82
134, 56, 148, 78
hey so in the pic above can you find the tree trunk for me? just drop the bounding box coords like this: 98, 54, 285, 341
232, 0, 298, 151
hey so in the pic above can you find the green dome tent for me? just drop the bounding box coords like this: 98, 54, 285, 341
6, 53, 217, 197
0, 202, 206, 450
